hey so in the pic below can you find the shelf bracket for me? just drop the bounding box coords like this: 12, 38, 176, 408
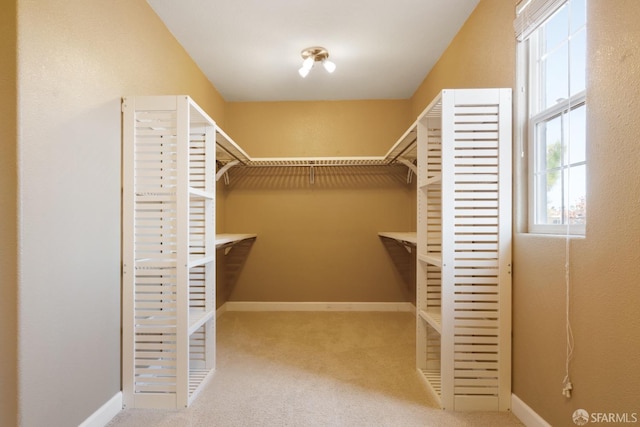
397, 158, 417, 184
216, 160, 240, 183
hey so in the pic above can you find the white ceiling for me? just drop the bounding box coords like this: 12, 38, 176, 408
147, 0, 480, 102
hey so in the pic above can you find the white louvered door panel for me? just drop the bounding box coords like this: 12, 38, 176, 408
123, 96, 216, 410
416, 89, 511, 412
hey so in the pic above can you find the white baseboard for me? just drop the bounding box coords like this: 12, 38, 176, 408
216, 303, 228, 318
511, 394, 551, 427
222, 301, 414, 312
78, 391, 122, 427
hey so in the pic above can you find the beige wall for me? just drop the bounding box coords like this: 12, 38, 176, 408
15, 0, 225, 425
221, 101, 415, 303
411, 0, 518, 118
0, 1, 18, 425
512, 1, 640, 425
10, 0, 640, 425
410, 0, 640, 425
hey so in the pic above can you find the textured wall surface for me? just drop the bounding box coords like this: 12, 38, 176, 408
410, 0, 517, 117
0, 0, 18, 425
412, 1, 640, 425
222, 100, 415, 303
512, 1, 640, 425
11, 1, 640, 425
16, 0, 225, 425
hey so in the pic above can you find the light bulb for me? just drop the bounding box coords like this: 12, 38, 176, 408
322, 59, 336, 73
298, 66, 311, 78
302, 56, 314, 70
299, 56, 315, 78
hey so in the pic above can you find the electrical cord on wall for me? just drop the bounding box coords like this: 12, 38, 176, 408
563, 31, 576, 396
562, 230, 574, 398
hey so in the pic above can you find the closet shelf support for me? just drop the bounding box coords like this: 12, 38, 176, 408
397, 158, 417, 184
216, 160, 240, 183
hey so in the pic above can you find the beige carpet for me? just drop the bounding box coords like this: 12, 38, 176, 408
108, 311, 523, 427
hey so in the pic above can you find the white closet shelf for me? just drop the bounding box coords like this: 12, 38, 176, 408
188, 255, 215, 268
418, 309, 442, 334
189, 308, 215, 335
188, 187, 214, 199
124, 95, 218, 410
383, 121, 418, 164
215, 233, 257, 249
414, 89, 512, 412
245, 157, 388, 167
216, 126, 251, 165
214, 118, 417, 175
188, 368, 216, 406
419, 370, 442, 400
378, 232, 417, 246
420, 173, 442, 188
418, 253, 442, 267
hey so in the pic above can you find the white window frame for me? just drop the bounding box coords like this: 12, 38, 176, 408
515, 0, 587, 235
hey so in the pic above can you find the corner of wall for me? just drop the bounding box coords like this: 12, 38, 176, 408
409, 0, 518, 116
511, 394, 552, 427
0, 1, 19, 426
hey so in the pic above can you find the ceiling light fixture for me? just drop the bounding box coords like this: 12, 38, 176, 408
298, 46, 336, 78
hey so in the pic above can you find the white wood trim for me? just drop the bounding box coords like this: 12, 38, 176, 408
222, 301, 414, 312
78, 392, 122, 427
175, 94, 190, 409
511, 394, 552, 427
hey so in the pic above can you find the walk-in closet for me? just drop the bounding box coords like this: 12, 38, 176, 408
122, 88, 512, 413
14, 2, 636, 427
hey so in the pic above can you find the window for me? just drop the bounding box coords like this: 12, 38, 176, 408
515, 0, 587, 234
